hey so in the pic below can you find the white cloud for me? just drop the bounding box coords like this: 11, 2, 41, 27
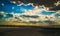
11, 1, 16, 4
17, 3, 34, 7
12, 7, 14, 10
1, 3, 4, 6
17, 3, 24, 6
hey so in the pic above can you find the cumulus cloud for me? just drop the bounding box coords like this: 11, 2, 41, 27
0, 2, 59, 22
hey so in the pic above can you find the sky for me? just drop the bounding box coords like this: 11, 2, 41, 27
0, 0, 60, 21
0, 0, 34, 13
0, 0, 56, 14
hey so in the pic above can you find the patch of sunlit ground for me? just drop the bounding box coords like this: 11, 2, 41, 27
0, 21, 49, 26
0, 20, 60, 27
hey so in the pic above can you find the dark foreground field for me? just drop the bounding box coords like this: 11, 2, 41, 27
0, 27, 60, 36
